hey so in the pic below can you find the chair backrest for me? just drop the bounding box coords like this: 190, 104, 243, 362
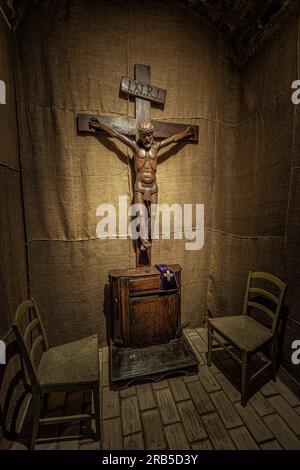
243, 271, 287, 334
12, 298, 49, 390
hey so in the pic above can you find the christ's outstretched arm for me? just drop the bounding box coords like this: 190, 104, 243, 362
89, 117, 137, 152
157, 126, 195, 151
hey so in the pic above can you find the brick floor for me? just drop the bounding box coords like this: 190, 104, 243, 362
9, 328, 300, 450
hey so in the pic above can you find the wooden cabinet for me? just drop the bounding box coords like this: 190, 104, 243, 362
108, 264, 198, 388
130, 293, 179, 347
109, 264, 181, 347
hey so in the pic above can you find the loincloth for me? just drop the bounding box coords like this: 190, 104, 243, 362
134, 181, 158, 201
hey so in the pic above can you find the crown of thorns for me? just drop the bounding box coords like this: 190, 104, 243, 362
138, 121, 154, 133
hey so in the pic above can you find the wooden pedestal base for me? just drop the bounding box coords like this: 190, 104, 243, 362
110, 335, 198, 389
108, 264, 198, 388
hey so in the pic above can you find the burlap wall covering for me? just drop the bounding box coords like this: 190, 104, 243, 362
0, 14, 28, 337
13, 0, 226, 345
207, 12, 300, 382
0, 13, 28, 446
12, 0, 300, 382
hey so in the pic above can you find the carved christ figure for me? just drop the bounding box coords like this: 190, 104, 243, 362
89, 117, 194, 251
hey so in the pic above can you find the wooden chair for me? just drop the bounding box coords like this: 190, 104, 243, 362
207, 271, 287, 406
12, 298, 100, 449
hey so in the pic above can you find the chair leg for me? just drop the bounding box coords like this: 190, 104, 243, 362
30, 393, 41, 450
92, 381, 101, 441
271, 339, 278, 382
241, 354, 249, 407
43, 393, 50, 412
207, 323, 213, 367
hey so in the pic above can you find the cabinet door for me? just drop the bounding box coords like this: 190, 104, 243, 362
129, 293, 179, 347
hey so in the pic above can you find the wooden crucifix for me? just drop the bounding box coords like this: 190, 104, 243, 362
77, 64, 198, 267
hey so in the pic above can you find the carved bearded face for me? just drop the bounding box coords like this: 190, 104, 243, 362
140, 131, 154, 149
138, 122, 154, 149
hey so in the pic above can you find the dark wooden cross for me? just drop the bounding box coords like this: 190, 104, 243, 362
77, 64, 198, 267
